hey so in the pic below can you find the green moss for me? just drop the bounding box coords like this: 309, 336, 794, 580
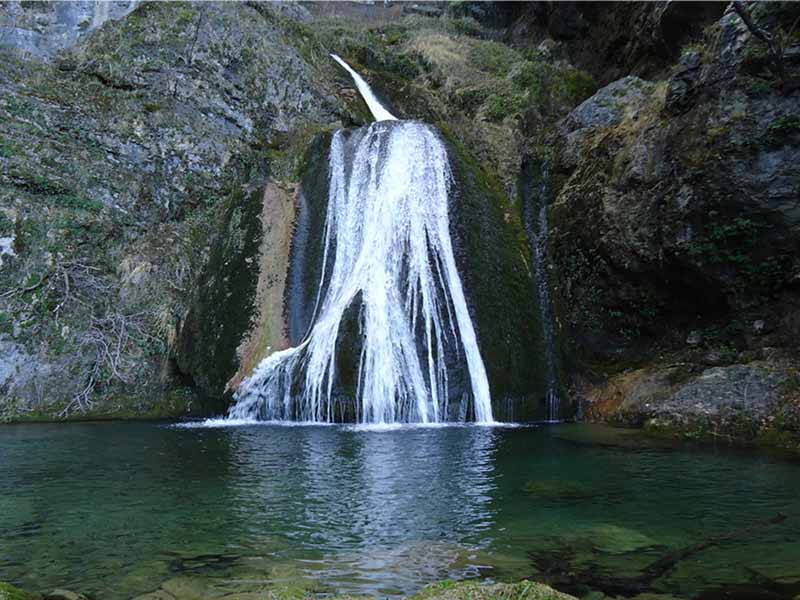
52, 194, 104, 212
411, 580, 575, 600
470, 40, 520, 77
176, 158, 269, 400
0, 582, 37, 600
685, 216, 790, 299
0, 312, 11, 335
484, 92, 526, 122
0, 137, 15, 158
764, 114, 800, 147
438, 124, 547, 413
562, 70, 597, 105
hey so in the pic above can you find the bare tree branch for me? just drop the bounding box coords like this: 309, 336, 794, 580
732, 1, 786, 84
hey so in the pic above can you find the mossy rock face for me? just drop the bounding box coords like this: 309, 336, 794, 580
176, 170, 266, 403
547, 2, 800, 380
442, 130, 548, 419
0, 1, 344, 420
285, 132, 334, 345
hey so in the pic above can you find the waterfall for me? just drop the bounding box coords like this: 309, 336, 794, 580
228, 57, 493, 424
330, 54, 398, 122
523, 160, 561, 422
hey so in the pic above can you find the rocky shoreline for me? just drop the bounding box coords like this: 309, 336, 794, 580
1, 580, 578, 600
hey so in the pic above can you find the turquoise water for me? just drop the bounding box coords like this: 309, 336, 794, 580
1, 422, 798, 599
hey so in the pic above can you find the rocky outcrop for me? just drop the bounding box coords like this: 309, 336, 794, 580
580, 358, 800, 449
1, 0, 797, 435
0, 0, 138, 60
503, 2, 728, 85
546, 2, 800, 446
0, 1, 345, 419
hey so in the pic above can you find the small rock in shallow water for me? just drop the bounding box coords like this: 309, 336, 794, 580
44, 591, 89, 600
160, 576, 211, 600
523, 479, 592, 500
686, 331, 702, 346
578, 524, 658, 554
132, 592, 176, 600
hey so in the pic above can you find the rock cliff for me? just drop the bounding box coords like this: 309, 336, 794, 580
1, 1, 798, 444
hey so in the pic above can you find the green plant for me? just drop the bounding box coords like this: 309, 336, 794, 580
53, 194, 104, 212
687, 217, 760, 266
484, 92, 526, 122
563, 69, 597, 104
764, 114, 800, 147
0, 138, 15, 158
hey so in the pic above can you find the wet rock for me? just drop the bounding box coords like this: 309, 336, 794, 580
523, 479, 592, 501
664, 50, 702, 116
549, 2, 800, 384
658, 364, 787, 421
581, 356, 800, 449
409, 580, 576, 600
686, 331, 702, 347
160, 576, 211, 600
583, 524, 658, 555
132, 592, 176, 600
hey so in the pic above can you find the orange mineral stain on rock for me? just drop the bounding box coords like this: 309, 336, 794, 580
227, 182, 295, 392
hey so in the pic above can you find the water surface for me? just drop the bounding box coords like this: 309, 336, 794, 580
1, 422, 798, 598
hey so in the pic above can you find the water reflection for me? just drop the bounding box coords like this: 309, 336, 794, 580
2, 423, 799, 600
226, 426, 499, 590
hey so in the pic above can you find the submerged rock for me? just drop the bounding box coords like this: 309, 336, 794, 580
523, 479, 593, 501
43, 591, 88, 600
410, 580, 576, 600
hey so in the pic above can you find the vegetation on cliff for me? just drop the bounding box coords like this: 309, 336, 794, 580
0, 0, 798, 447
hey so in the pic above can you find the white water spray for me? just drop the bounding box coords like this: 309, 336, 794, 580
228, 57, 493, 424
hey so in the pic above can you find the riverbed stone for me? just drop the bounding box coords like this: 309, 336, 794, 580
411, 580, 576, 600
132, 592, 176, 600
160, 577, 218, 600
43, 592, 88, 600
523, 479, 592, 501
577, 524, 657, 555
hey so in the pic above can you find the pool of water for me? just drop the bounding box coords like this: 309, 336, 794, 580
1, 422, 799, 599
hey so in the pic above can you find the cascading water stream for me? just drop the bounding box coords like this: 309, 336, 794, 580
522, 160, 560, 423
329, 54, 398, 122
228, 56, 493, 424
